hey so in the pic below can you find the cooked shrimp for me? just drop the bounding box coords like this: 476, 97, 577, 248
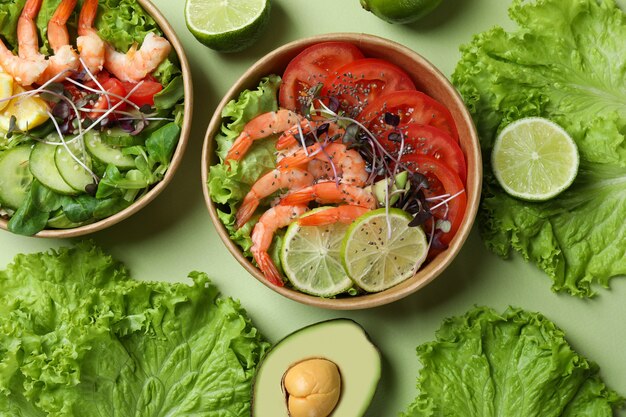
104, 32, 171, 82
298, 205, 370, 227
0, 42, 47, 86
226, 109, 303, 162
275, 120, 344, 150
280, 182, 377, 209
276, 143, 368, 187
77, 0, 105, 74
236, 167, 314, 229
251, 205, 308, 286
40, 0, 80, 82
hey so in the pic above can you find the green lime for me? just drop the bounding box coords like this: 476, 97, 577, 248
280, 208, 354, 297
360, 0, 442, 24
492, 117, 579, 201
341, 208, 428, 293
184, 0, 271, 53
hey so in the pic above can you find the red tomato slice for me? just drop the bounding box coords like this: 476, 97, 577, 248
121, 80, 163, 106
279, 41, 365, 111
382, 124, 467, 185
359, 90, 459, 142
89, 78, 127, 120
323, 58, 416, 115
84, 70, 112, 90
400, 154, 466, 247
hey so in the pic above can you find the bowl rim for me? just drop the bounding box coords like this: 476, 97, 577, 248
0, 0, 193, 238
201, 32, 482, 310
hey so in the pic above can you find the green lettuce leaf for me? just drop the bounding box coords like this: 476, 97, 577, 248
207, 75, 281, 255
452, 0, 626, 296
0, 243, 269, 416
402, 307, 624, 417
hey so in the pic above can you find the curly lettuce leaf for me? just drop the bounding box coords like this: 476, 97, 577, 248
0, 243, 269, 416
207, 75, 281, 255
403, 307, 624, 417
452, 0, 626, 296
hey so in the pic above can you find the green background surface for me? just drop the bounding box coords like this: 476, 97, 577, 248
1, 0, 625, 415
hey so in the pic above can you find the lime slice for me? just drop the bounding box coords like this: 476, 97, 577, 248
360, 0, 442, 24
280, 208, 353, 297
492, 117, 579, 201
341, 208, 428, 293
184, 0, 271, 53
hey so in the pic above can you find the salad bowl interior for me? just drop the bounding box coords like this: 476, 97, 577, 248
0, 0, 192, 238
202, 33, 481, 309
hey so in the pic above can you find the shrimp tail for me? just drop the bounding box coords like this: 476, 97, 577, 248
226, 133, 251, 162
235, 196, 259, 229
280, 190, 313, 207
253, 251, 285, 287
275, 120, 311, 150
276, 152, 310, 169
275, 134, 299, 150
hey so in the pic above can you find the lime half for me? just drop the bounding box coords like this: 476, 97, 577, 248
341, 208, 428, 293
184, 0, 270, 53
492, 117, 579, 201
280, 208, 353, 297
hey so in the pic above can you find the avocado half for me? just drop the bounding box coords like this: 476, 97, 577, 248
251, 319, 382, 417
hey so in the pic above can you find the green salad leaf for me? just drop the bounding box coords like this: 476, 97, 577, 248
207, 75, 281, 255
0, 243, 270, 416
453, 0, 626, 296
403, 306, 624, 417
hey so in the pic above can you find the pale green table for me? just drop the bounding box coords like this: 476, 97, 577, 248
1, 0, 625, 415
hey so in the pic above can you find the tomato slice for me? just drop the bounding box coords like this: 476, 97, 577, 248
84, 70, 112, 90
279, 41, 365, 111
121, 80, 163, 106
323, 58, 416, 116
400, 154, 466, 247
382, 124, 467, 185
89, 78, 127, 120
359, 90, 459, 142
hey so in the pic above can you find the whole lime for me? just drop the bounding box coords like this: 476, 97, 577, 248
360, 0, 442, 24
185, 0, 271, 53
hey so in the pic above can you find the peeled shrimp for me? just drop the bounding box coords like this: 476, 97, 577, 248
226, 109, 303, 162
298, 205, 370, 227
277, 143, 368, 187
235, 167, 314, 229
41, 0, 80, 82
0, 42, 46, 86
251, 205, 308, 286
77, 0, 105, 74
280, 182, 377, 209
104, 32, 171, 82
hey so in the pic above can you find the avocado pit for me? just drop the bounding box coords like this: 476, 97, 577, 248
283, 358, 341, 417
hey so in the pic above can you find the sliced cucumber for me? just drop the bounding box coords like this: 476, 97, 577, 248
100, 126, 145, 147
84, 131, 136, 169
30, 142, 77, 195
54, 141, 94, 192
0, 145, 34, 209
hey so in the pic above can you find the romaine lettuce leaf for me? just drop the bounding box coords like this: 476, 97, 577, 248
207, 75, 281, 255
452, 0, 626, 296
0, 243, 270, 416
402, 307, 624, 417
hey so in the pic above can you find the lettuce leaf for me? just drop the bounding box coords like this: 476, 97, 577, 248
452, 0, 626, 296
402, 307, 624, 417
0, 242, 270, 416
207, 75, 281, 255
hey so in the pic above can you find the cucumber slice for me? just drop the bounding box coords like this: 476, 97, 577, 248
54, 141, 94, 192
84, 131, 136, 169
30, 142, 77, 195
0, 145, 34, 209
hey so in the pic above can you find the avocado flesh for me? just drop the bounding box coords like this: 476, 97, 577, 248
252, 319, 381, 417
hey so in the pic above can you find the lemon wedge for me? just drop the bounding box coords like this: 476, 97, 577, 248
0, 72, 14, 112
0, 85, 50, 131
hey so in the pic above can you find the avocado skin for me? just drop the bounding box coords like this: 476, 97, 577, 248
251, 318, 382, 417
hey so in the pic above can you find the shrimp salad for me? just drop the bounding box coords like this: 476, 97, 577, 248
209, 42, 468, 296
0, 0, 185, 235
